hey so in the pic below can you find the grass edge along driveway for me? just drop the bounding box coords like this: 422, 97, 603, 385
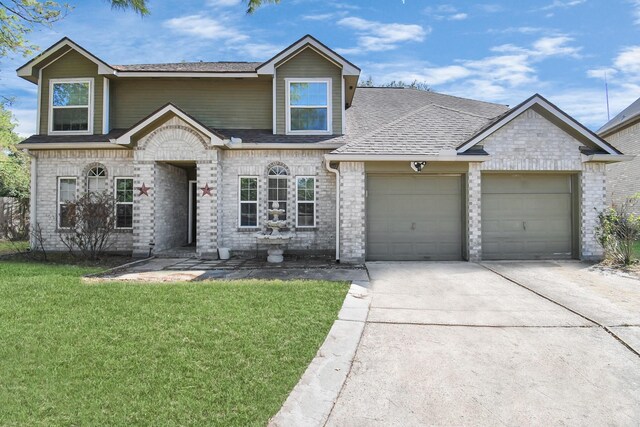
0, 261, 348, 427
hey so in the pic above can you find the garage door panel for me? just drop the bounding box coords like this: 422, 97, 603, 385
367, 175, 463, 261
482, 174, 573, 260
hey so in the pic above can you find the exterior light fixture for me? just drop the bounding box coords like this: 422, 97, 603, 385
411, 161, 427, 173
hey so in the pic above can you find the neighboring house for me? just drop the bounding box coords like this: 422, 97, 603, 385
598, 97, 640, 213
16, 35, 629, 263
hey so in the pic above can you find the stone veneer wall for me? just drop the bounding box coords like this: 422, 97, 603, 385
218, 149, 336, 254
479, 108, 606, 260
154, 162, 188, 251
339, 161, 365, 263
603, 121, 640, 214
31, 149, 134, 252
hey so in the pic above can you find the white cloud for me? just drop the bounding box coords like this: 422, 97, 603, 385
489, 26, 548, 34
163, 15, 248, 42
613, 45, 640, 75
540, 0, 586, 11
336, 17, 427, 53
302, 12, 347, 21
424, 4, 469, 20
491, 36, 581, 59
8, 108, 37, 137
207, 0, 242, 7
236, 42, 283, 59
631, 0, 640, 25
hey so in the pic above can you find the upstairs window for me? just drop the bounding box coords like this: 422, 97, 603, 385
286, 79, 331, 134
50, 79, 93, 133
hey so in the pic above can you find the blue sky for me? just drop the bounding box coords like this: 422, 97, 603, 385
4, 0, 640, 135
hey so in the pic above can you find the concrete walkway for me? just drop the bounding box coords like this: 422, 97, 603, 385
326, 261, 640, 426
87, 256, 369, 283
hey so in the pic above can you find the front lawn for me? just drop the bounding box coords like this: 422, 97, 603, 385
634, 241, 640, 260
0, 261, 348, 426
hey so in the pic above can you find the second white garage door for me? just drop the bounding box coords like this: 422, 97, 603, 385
367, 175, 463, 261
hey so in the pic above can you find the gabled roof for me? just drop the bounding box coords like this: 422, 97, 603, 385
112, 103, 225, 146
16, 37, 114, 82
256, 34, 360, 76
598, 96, 640, 136
456, 93, 623, 155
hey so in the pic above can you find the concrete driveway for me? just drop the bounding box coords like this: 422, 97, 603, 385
326, 261, 640, 426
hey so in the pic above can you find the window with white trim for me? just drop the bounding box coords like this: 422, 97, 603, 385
50, 78, 93, 133
239, 177, 258, 227
115, 178, 133, 229
87, 166, 106, 194
58, 177, 77, 228
268, 165, 288, 220
286, 79, 331, 134
296, 177, 316, 228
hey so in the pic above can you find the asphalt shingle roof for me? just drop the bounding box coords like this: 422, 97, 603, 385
112, 62, 261, 72
19, 88, 509, 152
598, 96, 640, 135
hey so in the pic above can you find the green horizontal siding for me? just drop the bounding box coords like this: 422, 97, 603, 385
110, 77, 272, 130
275, 47, 343, 135
40, 50, 103, 134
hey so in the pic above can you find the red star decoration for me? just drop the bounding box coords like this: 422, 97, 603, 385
200, 183, 213, 197
138, 183, 151, 196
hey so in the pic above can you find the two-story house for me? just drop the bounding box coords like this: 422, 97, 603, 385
16, 35, 629, 262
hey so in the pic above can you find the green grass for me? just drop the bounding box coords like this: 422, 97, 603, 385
0, 240, 28, 255
0, 261, 349, 426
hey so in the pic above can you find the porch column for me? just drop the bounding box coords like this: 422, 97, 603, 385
132, 160, 155, 257
467, 162, 482, 262
196, 158, 219, 258
339, 161, 366, 263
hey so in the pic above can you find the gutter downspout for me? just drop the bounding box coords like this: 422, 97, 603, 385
26, 150, 37, 249
324, 160, 340, 263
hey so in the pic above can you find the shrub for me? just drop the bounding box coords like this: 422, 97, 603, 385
58, 190, 116, 260
596, 197, 640, 265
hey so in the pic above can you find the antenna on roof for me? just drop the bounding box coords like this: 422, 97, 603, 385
605, 71, 611, 121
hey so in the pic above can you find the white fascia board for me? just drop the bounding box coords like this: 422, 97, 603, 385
19, 142, 128, 150
324, 154, 491, 162
582, 154, 635, 163
113, 104, 224, 146
257, 37, 360, 76
457, 95, 619, 155
113, 71, 258, 78
17, 39, 114, 77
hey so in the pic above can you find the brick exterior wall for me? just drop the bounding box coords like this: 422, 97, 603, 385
218, 149, 336, 254
339, 161, 365, 263
580, 163, 607, 260
603, 121, 640, 214
479, 109, 606, 260
467, 163, 482, 261
154, 162, 188, 251
30, 149, 134, 252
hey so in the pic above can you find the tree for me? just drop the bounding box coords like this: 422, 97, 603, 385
358, 76, 431, 91
246, 0, 279, 14
0, 0, 149, 57
0, 101, 29, 200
